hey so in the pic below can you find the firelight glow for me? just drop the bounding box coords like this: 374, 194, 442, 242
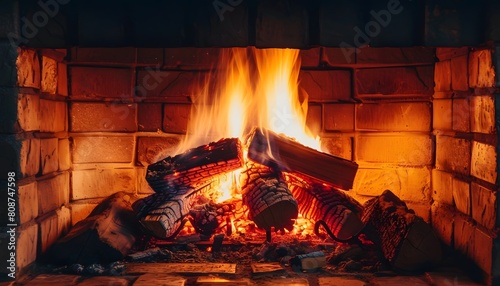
179, 47, 320, 204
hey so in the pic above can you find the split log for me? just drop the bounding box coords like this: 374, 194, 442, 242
146, 138, 244, 193
239, 162, 298, 231
132, 185, 210, 239
188, 199, 243, 236
44, 192, 143, 265
286, 174, 364, 242
361, 190, 442, 271
247, 128, 358, 190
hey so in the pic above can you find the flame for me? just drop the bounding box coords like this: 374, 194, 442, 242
179, 47, 320, 212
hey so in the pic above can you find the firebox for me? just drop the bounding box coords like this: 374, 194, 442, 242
1, 0, 500, 285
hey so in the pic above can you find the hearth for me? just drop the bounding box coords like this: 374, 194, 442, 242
1, 0, 500, 285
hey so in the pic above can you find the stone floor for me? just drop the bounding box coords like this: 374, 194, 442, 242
3, 262, 485, 286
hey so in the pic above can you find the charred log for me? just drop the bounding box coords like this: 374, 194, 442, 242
362, 190, 442, 271
44, 192, 143, 265
188, 199, 243, 237
247, 128, 358, 190
146, 138, 244, 193
286, 174, 364, 242
239, 162, 298, 231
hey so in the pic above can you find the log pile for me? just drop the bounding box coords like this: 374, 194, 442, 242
362, 190, 442, 271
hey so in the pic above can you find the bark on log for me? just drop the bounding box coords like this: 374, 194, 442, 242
146, 138, 244, 193
286, 174, 364, 241
247, 128, 358, 190
362, 190, 442, 271
239, 162, 298, 231
44, 192, 143, 265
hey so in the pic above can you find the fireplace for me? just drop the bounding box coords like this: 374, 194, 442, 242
1, 0, 500, 285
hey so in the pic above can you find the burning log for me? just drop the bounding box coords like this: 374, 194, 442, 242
286, 174, 364, 242
45, 192, 143, 265
132, 185, 208, 239
362, 190, 442, 271
188, 199, 243, 237
247, 128, 358, 190
239, 162, 298, 232
146, 138, 244, 193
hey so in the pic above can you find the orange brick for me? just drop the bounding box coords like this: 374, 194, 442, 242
15, 223, 38, 274
58, 139, 70, 171
16, 48, 40, 89
320, 135, 352, 160
454, 215, 475, 259
436, 136, 471, 175
73, 47, 135, 63
431, 202, 454, 246
20, 138, 40, 178
305, 104, 321, 137
324, 104, 354, 131
39, 99, 66, 132
72, 136, 135, 164
300, 70, 351, 101
70, 203, 98, 226
452, 98, 470, 132
70, 66, 132, 99
431, 169, 453, 206
300, 47, 320, 67
40, 138, 58, 175
356, 47, 435, 64
432, 99, 452, 131
164, 48, 219, 69
17, 93, 40, 132
473, 228, 494, 276
71, 169, 135, 200
135, 70, 200, 98
163, 104, 191, 134
471, 182, 497, 230
450, 55, 469, 91
469, 49, 496, 88
321, 47, 355, 65
471, 96, 495, 134
37, 172, 69, 215
70, 102, 137, 132
136, 167, 154, 194
356, 102, 431, 131
138, 103, 162, 132
57, 62, 68, 96
41, 56, 57, 94
18, 182, 38, 224
434, 61, 451, 92
471, 141, 497, 184
137, 136, 181, 166
355, 134, 432, 166
452, 178, 470, 215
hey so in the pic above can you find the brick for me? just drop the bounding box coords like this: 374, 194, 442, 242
28, 274, 80, 286
37, 172, 69, 215
434, 61, 451, 92
136, 167, 154, 194
432, 99, 452, 131
18, 182, 38, 224
452, 178, 470, 215
436, 136, 471, 175
57, 63, 68, 96
70, 67, 132, 99
72, 136, 135, 164
471, 183, 497, 230
73, 47, 135, 63
321, 47, 355, 65
0, 43, 17, 87
436, 47, 469, 61
70, 102, 137, 132
164, 48, 219, 69
41, 56, 57, 94
20, 138, 40, 178
39, 99, 66, 133
471, 96, 495, 134
40, 138, 58, 175
469, 49, 496, 88
300, 70, 351, 101
320, 136, 352, 160
163, 104, 191, 134
135, 70, 200, 98
431, 169, 453, 206
357, 47, 435, 64
38, 212, 59, 254
15, 223, 38, 274
57, 206, 71, 239
17, 93, 40, 132
70, 203, 98, 226
137, 48, 164, 65
300, 48, 320, 67
355, 134, 432, 166
473, 228, 493, 276
71, 169, 135, 200
471, 141, 497, 184
79, 276, 129, 286
406, 202, 431, 223
450, 55, 469, 91
431, 203, 455, 246
356, 66, 434, 96
256, 0, 308, 48
58, 139, 70, 171
454, 215, 475, 258
305, 104, 321, 137
137, 136, 181, 166
356, 102, 431, 132
138, 103, 162, 131
324, 104, 354, 131
452, 98, 470, 132
353, 167, 431, 203
16, 48, 40, 89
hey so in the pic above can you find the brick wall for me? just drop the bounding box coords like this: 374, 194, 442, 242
431, 47, 499, 284
0, 46, 70, 278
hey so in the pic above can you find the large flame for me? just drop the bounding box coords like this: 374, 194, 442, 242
179, 47, 319, 152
